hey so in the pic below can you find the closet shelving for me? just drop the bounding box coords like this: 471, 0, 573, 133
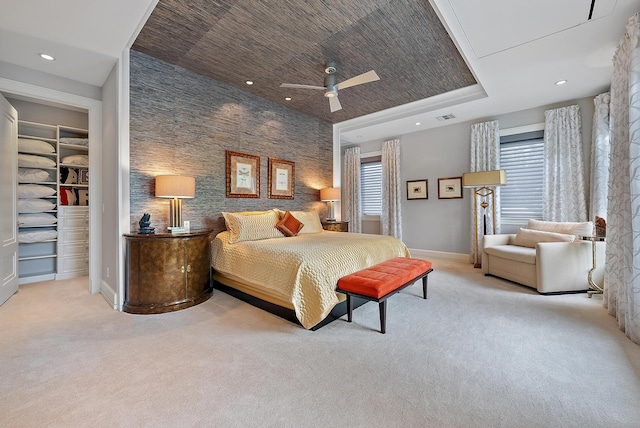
56, 125, 90, 279
17, 121, 58, 283
16, 121, 90, 283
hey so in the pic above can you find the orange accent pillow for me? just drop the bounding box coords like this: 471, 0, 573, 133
276, 211, 304, 237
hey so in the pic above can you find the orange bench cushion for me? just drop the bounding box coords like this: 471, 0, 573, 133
337, 257, 433, 299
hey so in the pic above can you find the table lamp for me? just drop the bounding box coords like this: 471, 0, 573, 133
320, 188, 340, 221
462, 170, 507, 267
155, 175, 195, 229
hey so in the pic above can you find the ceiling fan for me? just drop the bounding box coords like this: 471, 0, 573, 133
280, 61, 380, 112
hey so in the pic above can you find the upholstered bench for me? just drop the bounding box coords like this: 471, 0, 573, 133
336, 257, 433, 333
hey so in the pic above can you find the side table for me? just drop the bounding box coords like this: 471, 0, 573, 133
321, 221, 349, 232
580, 235, 606, 298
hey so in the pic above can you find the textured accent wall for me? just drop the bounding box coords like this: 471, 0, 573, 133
129, 51, 333, 234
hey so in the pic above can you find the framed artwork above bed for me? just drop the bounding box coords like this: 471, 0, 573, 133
268, 157, 295, 199
226, 150, 260, 198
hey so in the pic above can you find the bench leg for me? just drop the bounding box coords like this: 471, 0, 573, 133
379, 300, 386, 334
346, 294, 353, 323
422, 275, 428, 299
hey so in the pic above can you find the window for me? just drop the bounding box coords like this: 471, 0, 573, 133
499, 130, 544, 226
360, 157, 382, 216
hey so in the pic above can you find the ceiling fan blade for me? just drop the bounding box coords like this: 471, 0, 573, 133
336, 70, 380, 90
329, 96, 342, 112
280, 83, 325, 90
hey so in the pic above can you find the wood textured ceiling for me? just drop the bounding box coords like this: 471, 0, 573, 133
132, 0, 477, 124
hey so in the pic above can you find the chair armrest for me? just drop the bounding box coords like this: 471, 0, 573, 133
483, 234, 515, 248
536, 241, 605, 293
482, 234, 515, 273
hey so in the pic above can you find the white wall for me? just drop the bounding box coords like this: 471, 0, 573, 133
100, 62, 119, 307
342, 95, 597, 256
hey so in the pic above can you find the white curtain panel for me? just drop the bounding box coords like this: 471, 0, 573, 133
605, 12, 640, 345
590, 92, 611, 220
381, 139, 402, 239
469, 120, 500, 266
543, 105, 588, 222
343, 147, 362, 233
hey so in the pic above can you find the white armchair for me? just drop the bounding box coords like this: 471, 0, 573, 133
482, 222, 605, 294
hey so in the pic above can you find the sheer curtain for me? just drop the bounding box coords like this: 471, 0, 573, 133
343, 147, 362, 233
542, 105, 587, 221
604, 12, 640, 344
469, 120, 500, 266
381, 139, 402, 239
590, 93, 611, 220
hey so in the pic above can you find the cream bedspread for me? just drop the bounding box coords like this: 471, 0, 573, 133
212, 231, 410, 329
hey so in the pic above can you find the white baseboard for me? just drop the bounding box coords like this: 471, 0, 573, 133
100, 280, 118, 310
408, 248, 471, 263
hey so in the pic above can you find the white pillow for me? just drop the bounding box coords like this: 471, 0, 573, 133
59, 137, 88, 146
18, 138, 55, 154
514, 228, 576, 248
527, 219, 593, 236
18, 168, 50, 183
18, 184, 56, 198
18, 213, 58, 226
18, 199, 55, 213
62, 155, 88, 166
223, 210, 282, 243
18, 230, 57, 243
18, 154, 56, 168
288, 211, 323, 234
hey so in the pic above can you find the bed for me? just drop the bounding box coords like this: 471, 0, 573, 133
211, 209, 410, 329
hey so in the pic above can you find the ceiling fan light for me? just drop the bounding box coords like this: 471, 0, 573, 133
324, 88, 338, 98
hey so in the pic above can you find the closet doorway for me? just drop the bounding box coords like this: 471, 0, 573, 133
0, 78, 102, 303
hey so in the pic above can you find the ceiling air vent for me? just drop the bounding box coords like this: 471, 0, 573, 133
436, 113, 456, 121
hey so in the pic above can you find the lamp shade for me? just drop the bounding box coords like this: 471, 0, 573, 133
462, 170, 507, 187
155, 176, 195, 198
320, 187, 340, 201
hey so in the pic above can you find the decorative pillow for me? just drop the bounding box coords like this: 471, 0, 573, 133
61, 155, 88, 166
224, 210, 282, 243
514, 228, 576, 248
18, 198, 56, 213
18, 154, 56, 168
77, 189, 89, 206
276, 210, 304, 237
289, 210, 323, 234
527, 219, 593, 236
18, 184, 56, 198
18, 138, 55, 154
18, 168, 50, 183
18, 230, 57, 243
221, 210, 272, 229
60, 187, 77, 206
60, 167, 78, 184
18, 213, 58, 226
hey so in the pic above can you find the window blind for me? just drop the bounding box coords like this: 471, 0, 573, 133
500, 131, 544, 221
360, 160, 382, 216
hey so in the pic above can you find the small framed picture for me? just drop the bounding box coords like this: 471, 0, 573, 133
226, 150, 260, 198
268, 158, 295, 199
407, 179, 428, 200
78, 169, 89, 185
438, 177, 463, 199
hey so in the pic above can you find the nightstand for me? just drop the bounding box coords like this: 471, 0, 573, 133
321, 221, 349, 232
123, 230, 213, 314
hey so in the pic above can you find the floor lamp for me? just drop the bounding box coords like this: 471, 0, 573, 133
462, 170, 507, 268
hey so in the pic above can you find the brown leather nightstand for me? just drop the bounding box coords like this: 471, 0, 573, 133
321, 221, 349, 232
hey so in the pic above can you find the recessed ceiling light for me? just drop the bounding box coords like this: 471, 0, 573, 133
39, 53, 55, 61
415, 122, 421, 126
555, 80, 567, 85
285, 97, 292, 101
245, 80, 253, 85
